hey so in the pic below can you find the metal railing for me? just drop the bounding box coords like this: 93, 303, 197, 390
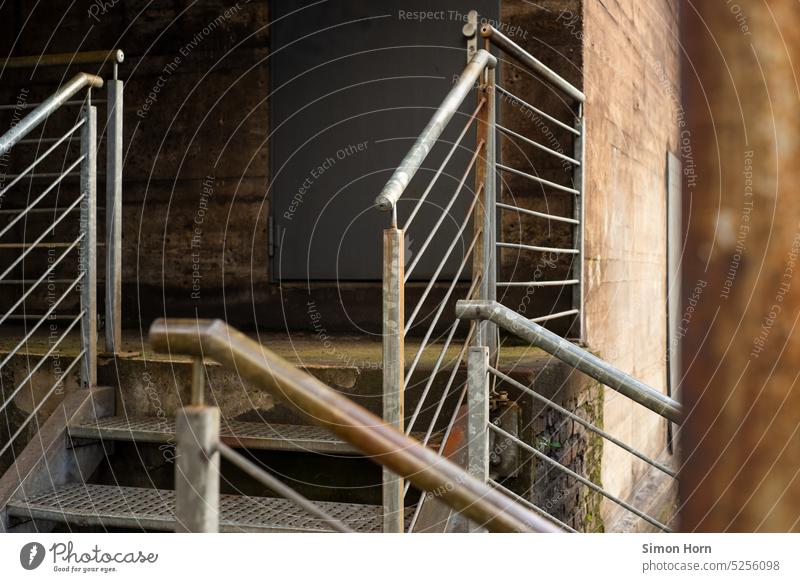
0, 49, 124, 464
374, 13, 677, 532
149, 318, 561, 534
0, 50, 125, 353
457, 299, 681, 532
373, 14, 588, 531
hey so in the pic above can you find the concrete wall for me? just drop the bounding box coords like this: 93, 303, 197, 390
582, 0, 680, 517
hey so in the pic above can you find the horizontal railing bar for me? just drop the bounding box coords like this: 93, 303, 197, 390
496, 201, 579, 225
150, 318, 557, 533
487, 479, 577, 533
0, 193, 84, 281
0, 157, 85, 238
497, 241, 578, 254
0, 120, 85, 198
456, 300, 683, 424
0, 205, 104, 215
404, 143, 484, 281
481, 25, 585, 102
496, 124, 580, 166
0, 236, 83, 326
0, 241, 104, 249
375, 49, 496, 213
497, 163, 579, 195
403, 97, 486, 232
217, 442, 353, 533
488, 366, 677, 478
0, 99, 106, 111
0, 350, 84, 459
0, 274, 83, 369
0, 278, 105, 284
15, 136, 80, 145
489, 424, 671, 532
3, 314, 80, 320
0, 73, 103, 156
497, 279, 579, 287
0, 172, 83, 180
3, 50, 124, 69
530, 309, 580, 323
495, 85, 580, 136
0, 312, 84, 416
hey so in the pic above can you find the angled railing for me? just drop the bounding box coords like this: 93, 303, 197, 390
0, 50, 124, 466
149, 318, 561, 534
457, 299, 681, 532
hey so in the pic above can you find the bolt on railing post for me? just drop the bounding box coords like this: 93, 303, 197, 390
466, 346, 490, 532
79, 100, 97, 388
382, 227, 405, 532
105, 79, 123, 354
175, 405, 220, 533
571, 103, 585, 342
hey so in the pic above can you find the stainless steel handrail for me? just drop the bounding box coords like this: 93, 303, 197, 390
480, 25, 585, 102
374, 48, 496, 214
0, 73, 103, 155
149, 318, 561, 533
456, 300, 683, 424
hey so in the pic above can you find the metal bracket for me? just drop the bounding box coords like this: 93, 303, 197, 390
463, 10, 478, 63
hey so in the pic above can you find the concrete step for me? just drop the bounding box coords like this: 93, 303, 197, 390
7, 483, 412, 533
69, 415, 438, 455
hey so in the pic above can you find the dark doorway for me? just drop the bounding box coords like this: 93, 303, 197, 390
270, 1, 499, 281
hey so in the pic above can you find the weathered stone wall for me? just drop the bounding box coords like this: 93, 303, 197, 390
582, 0, 680, 521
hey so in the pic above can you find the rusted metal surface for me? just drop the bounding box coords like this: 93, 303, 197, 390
681, 0, 800, 532
2, 49, 124, 69
149, 318, 560, 533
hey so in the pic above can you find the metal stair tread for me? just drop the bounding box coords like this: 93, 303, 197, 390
69, 416, 438, 455
7, 483, 408, 533
69, 416, 361, 455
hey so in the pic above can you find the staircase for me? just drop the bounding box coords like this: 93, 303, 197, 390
0, 14, 682, 534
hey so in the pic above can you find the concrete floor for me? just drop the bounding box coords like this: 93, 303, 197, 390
0, 325, 556, 372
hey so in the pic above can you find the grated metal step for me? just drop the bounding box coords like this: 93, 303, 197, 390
69, 416, 359, 455
69, 416, 439, 455
7, 484, 408, 532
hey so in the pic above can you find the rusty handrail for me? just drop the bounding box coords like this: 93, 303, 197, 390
149, 318, 561, 533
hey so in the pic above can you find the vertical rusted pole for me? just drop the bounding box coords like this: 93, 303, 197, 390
382, 227, 404, 532
474, 54, 496, 353
104, 79, 122, 354
79, 101, 97, 388
681, 1, 800, 531
175, 405, 219, 533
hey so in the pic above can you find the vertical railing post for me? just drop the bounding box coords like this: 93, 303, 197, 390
175, 358, 219, 532
175, 405, 220, 532
382, 227, 404, 532
474, 60, 497, 354
571, 104, 585, 342
466, 346, 490, 532
105, 78, 123, 354
79, 100, 97, 388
